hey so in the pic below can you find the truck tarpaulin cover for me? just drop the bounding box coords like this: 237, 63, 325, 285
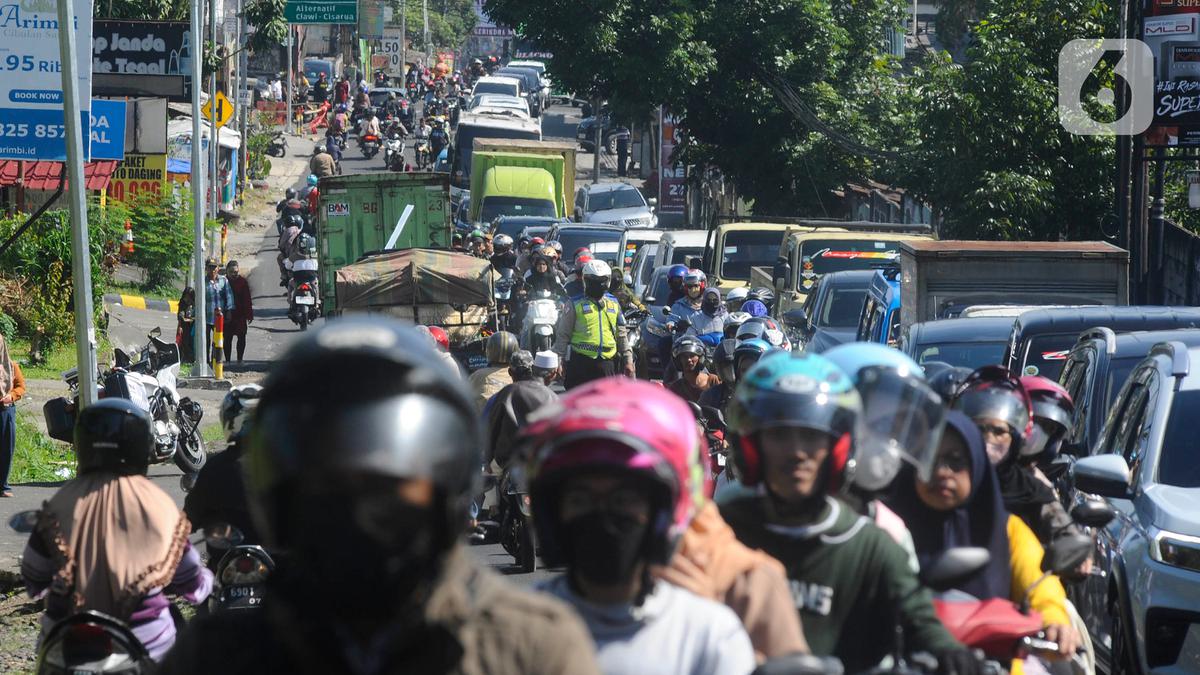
336, 248, 493, 308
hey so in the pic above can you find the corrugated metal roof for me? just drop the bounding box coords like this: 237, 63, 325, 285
0, 160, 119, 191
903, 240, 1126, 255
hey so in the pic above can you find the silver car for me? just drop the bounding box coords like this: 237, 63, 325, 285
574, 182, 657, 228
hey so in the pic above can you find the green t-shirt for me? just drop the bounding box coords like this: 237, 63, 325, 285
720, 496, 959, 672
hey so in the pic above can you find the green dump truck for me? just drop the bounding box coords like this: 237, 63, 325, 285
467, 139, 576, 225
318, 172, 451, 314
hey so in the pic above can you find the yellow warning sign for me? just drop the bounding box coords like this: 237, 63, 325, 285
201, 91, 234, 129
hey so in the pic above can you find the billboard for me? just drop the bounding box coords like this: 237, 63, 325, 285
658, 109, 686, 215
108, 153, 167, 202
1144, 0, 1200, 144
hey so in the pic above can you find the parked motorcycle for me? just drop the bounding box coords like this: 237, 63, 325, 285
43, 329, 207, 473
522, 289, 560, 352
358, 133, 381, 159
267, 131, 288, 158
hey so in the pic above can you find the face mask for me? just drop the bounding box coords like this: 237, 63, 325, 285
563, 511, 648, 586
585, 279, 607, 300
985, 440, 1009, 465
702, 298, 720, 315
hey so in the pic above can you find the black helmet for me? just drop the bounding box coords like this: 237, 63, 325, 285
247, 318, 480, 554
74, 398, 154, 476
746, 286, 775, 310
928, 365, 974, 403
486, 331, 519, 364
672, 335, 706, 371
285, 188, 297, 200
713, 338, 739, 383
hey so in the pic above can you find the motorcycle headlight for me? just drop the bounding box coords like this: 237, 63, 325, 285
1151, 529, 1200, 573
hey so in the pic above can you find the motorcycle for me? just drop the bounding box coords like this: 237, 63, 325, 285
494, 268, 516, 333
383, 133, 406, 171
522, 288, 560, 352
267, 131, 287, 157
288, 257, 321, 331
43, 329, 207, 473
358, 133, 381, 159
206, 525, 275, 613
493, 465, 536, 573
414, 137, 431, 170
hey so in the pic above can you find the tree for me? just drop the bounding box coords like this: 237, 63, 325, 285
892, 0, 1116, 239
388, 0, 477, 53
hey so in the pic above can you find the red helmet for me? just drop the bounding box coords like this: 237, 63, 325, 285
427, 325, 450, 351
529, 236, 545, 247
1019, 376, 1074, 458
522, 377, 703, 567
952, 366, 1033, 460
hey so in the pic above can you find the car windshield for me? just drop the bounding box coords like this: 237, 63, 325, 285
915, 341, 1008, 369
720, 230, 786, 281
1159, 390, 1200, 487
671, 246, 704, 266
588, 188, 645, 212
553, 230, 623, 260
474, 81, 518, 96
493, 219, 544, 240
1021, 334, 1077, 380
798, 239, 903, 287
819, 286, 869, 328
479, 197, 557, 222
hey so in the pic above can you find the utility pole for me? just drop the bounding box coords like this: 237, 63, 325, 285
400, 0, 406, 72
208, 0, 220, 217
286, 28, 294, 135
191, 0, 210, 376
422, 0, 430, 62
592, 96, 601, 184
238, 0, 248, 195
56, 0, 97, 406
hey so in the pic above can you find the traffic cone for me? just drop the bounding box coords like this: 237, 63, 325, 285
121, 218, 134, 256
212, 311, 224, 379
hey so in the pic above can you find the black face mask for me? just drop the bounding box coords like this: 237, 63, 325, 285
584, 278, 608, 300
702, 298, 720, 315
563, 511, 649, 586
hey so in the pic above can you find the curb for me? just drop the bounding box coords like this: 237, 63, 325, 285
103, 293, 178, 314
178, 377, 232, 391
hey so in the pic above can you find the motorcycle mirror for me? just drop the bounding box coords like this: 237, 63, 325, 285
661, 306, 672, 317
8, 509, 38, 533
920, 546, 991, 592
205, 523, 245, 549
1070, 499, 1116, 529
1043, 533, 1093, 574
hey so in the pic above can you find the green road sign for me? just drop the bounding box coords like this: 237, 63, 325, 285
285, 0, 358, 24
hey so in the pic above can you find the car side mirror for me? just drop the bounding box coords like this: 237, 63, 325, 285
920, 547, 991, 592
1071, 454, 1132, 499
1070, 499, 1117, 529
783, 308, 808, 330
647, 198, 658, 207
623, 273, 633, 286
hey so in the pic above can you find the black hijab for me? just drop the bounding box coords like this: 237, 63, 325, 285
885, 411, 1012, 600
994, 441, 1055, 534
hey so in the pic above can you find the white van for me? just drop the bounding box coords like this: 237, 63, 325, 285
471, 75, 523, 100
616, 227, 663, 273
653, 230, 707, 270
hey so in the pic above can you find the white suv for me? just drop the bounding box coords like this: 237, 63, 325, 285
574, 183, 656, 228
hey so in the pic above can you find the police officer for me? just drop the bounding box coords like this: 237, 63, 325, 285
553, 259, 634, 389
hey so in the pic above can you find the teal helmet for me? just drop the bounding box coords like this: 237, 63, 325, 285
732, 338, 775, 380
727, 351, 861, 488
307, 174, 318, 186
823, 343, 946, 491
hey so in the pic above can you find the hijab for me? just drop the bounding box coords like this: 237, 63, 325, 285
38, 472, 190, 620
701, 288, 726, 318
885, 411, 1011, 600
994, 439, 1055, 529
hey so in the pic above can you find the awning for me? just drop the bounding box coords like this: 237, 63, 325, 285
0, 160, 120, 191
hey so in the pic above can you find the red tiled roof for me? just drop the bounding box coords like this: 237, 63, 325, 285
0, 160, 119, 191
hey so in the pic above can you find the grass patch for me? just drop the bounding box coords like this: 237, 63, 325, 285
10, 413, 73, 485
201, 422, 226, 448
9, 337, 114, 382
108, 279, 183, 301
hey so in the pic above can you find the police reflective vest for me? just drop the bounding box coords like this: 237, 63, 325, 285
569, 295, 620, 359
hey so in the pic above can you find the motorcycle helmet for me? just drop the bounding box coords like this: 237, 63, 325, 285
726, 287, 749, 311
667, 264, 688, 290
1019, 376, 1074, 460
74, 398, 155, 476
741, 299, 768, 318
672, 335, 707, 372
469, 229, 486, 243
581, 259, 612, 298
746, 287, 775, 311
724, 311, 751, 339
522, 378, 703, 567
221, 384, 263, 440
928, 364, 973, 403
285, 188, 297, 200
529, 236, 546, 248
573, 247, 593, 264
548, 240, 564, 256
286, 213, 305, 231
485, 331, 520, 365
739, 317, 788, 350
733, 338, 774, 380
574, 254, 594, 276
427, 326, 450, 352
952, 365, 1033, 464
307, 174, 318, 186
823, 343, 946, 491
726, 351, 862, 489
247, 319, 479, 610
493, 233, 514, 254
683, 268, 706, 289
713, 338, 739, 383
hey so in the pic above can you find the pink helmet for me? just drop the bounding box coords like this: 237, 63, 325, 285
1019, 375, 1074, 458
952, 366, 1033, 459
522, 377, 703, 566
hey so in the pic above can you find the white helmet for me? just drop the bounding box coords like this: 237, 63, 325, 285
581, 259, 612, 279
727, 287, 749, 302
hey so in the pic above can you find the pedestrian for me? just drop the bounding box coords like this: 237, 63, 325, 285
0, 335, 25, 498
223, 261, 253, 364
204, 259, 234, 366
176, 288, 196, 363
616, 130, 630, 177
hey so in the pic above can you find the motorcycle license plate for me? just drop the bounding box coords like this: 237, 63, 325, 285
295, 296, 315, 306
717, 453, 727, 467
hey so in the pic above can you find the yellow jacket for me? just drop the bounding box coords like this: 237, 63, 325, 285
1007, 514, 1070, 627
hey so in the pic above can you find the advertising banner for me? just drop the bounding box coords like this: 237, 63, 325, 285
107, 153, 166, 202
357, 0, 384, 39
0, 0, 93, 161
92, 21, 192, 76
658, 108, 686, 215
89, 99, 127, 160
1144, 0, 1200, 144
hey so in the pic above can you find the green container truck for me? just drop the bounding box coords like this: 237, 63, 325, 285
317, 172, 452, 314
467, 139, 576, 225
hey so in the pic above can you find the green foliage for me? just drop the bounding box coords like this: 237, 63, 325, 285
0, 313, 16, 345
246, 0, 289, 55
246, 124, 276, 180
9, 413, 74, 485
391, 0, 477, 52
126, 189, 204, 291
893, 0, 1116, 239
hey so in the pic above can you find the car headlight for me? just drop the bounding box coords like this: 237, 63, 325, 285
1151, 529, 1200, 573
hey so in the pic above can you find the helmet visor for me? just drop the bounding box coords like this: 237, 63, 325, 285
955, 387, 1029, 441
855, 367, 946, 484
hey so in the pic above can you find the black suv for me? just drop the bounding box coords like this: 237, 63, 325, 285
1003, 307, 1200, 382
1059, 327, 1200, 455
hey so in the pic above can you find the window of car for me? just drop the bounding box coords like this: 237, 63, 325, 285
474, 81, 519, 97
1158, 388, 1200, 487
1116, 376, 1155, 478
586, 187, 646, 212
1019, 333, 1077, 380
818, 287, 869, 329
1098, 368, 1150, 459
858, 297, 880, 341
795, 238, 903, 283
886, 310, 901, 346
645, 270, 671, 304
720, 230, 787, 281
801, 279, 822, 328
915, 341, 1008, 369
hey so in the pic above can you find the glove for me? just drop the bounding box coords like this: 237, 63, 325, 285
937, 648, 982, 675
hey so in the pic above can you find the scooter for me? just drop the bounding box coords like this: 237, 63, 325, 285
383, 133, 406, 172
288, 258, 321, 331
414, 137, 431, 170
358, 133, 381, 159
267, 131, 287, 157
522, 288, 560, 352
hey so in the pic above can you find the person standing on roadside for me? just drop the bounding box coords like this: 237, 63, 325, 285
223, 261, 253, 365
176, 287, 197, 363
204, 260, 234, 366
0, 334, 25, 498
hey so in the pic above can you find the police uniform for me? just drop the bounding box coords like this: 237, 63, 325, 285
553, 292, 632, 390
